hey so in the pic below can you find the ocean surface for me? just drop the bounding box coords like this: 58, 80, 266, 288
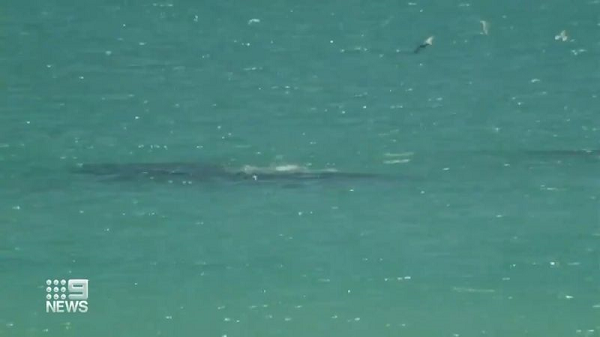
1, 0, 599, 336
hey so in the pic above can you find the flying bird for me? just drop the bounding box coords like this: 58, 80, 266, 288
414, 36, 434, 54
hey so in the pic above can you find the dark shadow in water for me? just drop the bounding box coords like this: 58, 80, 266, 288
73, 162, 390, 186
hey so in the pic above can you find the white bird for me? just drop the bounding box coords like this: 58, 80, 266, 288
554, 30, 568, 42
414, 36, 434, 53
480, 20, 489, 35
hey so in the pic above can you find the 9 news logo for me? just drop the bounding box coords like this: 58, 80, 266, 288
45, 279, 89, 313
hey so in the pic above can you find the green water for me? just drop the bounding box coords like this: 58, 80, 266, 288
1, 0, 599, 336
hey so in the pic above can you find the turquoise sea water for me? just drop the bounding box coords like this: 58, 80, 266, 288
1, 1, 599, 336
